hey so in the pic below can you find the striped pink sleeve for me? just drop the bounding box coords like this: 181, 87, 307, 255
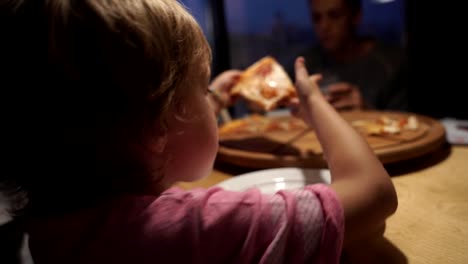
259, 184, 344, 263
153, 184, 344, 263
305, 184, 345, 263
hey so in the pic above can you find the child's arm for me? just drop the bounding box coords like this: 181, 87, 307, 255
293, 57, 398, 247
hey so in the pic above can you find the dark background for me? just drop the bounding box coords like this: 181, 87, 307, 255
406, 2, 468, 119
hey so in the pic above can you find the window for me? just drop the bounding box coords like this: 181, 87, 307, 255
224, 0, 406, 69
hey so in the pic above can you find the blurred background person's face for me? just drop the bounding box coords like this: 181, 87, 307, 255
310, 0, 360, 52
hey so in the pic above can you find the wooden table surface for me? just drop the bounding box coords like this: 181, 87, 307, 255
176, 145, 468, 264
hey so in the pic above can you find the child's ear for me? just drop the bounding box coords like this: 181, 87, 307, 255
151, 134, 168, 154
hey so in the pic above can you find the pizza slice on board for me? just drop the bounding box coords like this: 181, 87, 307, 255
231, 56, 296, 111
218, 114, 308, 136
351, 115, 419, 136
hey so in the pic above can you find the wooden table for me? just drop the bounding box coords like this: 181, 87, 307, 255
176, 145, 468, 264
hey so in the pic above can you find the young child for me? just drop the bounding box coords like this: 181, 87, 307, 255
2, 0, 397, 263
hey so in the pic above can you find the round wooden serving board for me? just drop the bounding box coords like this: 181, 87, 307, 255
217, 111, 446, 169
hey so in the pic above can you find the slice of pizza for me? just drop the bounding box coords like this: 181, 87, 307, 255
351, 115, 419, 136
264, 117, 308, 133
231, 56, 296, 111
218, 114, 270, 136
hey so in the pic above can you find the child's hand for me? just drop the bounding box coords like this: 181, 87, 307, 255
209, 70, 242, 109
294, 57, 323, 99
288, 57, 326, 125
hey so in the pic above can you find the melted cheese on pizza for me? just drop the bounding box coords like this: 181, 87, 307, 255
231, 56, 296, 111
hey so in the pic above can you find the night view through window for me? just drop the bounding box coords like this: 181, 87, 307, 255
182, 0, 405, 69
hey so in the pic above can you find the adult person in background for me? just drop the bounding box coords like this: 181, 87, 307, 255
296, 0, 408, 111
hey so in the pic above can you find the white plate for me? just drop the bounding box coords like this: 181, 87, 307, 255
216, 167, 331, 194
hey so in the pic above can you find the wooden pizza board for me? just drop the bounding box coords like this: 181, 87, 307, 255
217, 111, 446, 169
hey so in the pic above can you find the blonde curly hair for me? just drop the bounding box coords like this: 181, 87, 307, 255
3, 0, 211, 215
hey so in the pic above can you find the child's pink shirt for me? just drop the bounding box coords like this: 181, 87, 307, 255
28, 184, 344, 263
